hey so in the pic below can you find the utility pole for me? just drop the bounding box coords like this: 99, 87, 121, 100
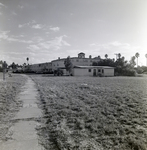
114, 53, 118, 60
3, 61, 6, 81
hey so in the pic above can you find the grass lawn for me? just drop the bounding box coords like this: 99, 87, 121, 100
30, 75, 147, 150
0, 73, 27, 141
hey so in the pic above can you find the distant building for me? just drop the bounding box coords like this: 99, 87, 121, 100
72, 66, 114, 77
24, 62, 52, 73
21, 52, 111, 76
51, 52, 93, 73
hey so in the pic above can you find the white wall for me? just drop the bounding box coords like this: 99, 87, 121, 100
103, 68, 114, 76
52, 60, 65, 71
52, 58, 92, 71
73, 68, 93, 76
73, 67, 114, 77
71, 58, 92, 66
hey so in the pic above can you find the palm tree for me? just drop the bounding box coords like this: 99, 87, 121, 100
105, 54, 108, 59
145, 54, 147, 66
135, 52, 139, 67
26, 57, 29, 65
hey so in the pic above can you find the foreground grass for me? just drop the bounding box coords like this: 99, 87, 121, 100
0, 73, 27, 141
31, 75, 147, 150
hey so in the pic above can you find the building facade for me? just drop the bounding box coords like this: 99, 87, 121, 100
22, 52, 108, 76
23, 62, 52, 73
72, 66, 114, 77
51, 52, 93, 72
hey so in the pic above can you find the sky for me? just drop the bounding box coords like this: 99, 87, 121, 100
0, 0, 147, 66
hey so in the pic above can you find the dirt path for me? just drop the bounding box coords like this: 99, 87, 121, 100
0, 75, 44, 150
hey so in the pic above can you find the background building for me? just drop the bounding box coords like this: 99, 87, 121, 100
51, 52, 93, 72
23, 62, 52, 73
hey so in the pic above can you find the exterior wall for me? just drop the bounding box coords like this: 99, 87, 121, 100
103, 68, 114, 76
93, 68, 104, 76
51, 53, 92, 72
28, 62, 52, 73
72, 67, 114, 77
71, 58, 92, 66
52, 59, 65, 71
52, 58, 92, 71
72, 68, 93, 76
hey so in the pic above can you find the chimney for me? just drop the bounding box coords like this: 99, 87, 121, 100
58, 57, 60, 60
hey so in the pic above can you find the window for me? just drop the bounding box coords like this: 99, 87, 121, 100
88, 69, 91, 72
76, 59, 79, 62
102, 69, 104, 73
98, 69, 101, 72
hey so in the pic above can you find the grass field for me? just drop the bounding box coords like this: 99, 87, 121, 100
0, 73, 27, 141
30, 75, 147, 150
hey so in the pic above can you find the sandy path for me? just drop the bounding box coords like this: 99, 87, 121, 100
0, 75, 44, 150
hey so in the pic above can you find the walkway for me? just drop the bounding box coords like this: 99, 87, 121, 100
0, 75, 44, 150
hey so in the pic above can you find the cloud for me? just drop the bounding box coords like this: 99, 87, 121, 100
0, 3, 4, 6
50, 27, 60, 32
90, 41, 131, 51
18, 20, 36, 28
47, 35, 70, 48
32, 36, 44, 42
89, 41, 140, 60
110, 41, 122, 46
89, 43, 96, 46
18, 5, 24, 9
18, 22, 59, 32
0, 3, 6, 8
32, 24, 44, 29
18, 24, 24, 28
28, 35, 70, 51
27, 45, 40, 50
109, 41, 131, 50
0, 30, 32, 43
0, 31, 9, 40
12, 11, 17, 15
46, 32, 50, 35
7, 38, 33, 43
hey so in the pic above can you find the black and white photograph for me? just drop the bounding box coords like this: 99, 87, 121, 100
0, 0, 147, 149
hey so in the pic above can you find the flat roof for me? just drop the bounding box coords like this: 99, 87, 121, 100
74, 66, 114, 69
51, 57, 92, 62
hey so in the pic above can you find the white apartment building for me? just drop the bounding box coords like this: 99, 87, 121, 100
51, 52, 94, 71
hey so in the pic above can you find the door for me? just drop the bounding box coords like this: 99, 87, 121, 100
93, 69, 97, 76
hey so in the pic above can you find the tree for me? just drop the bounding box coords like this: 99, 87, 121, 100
26, 57, 29, 65
11, 62, 17, 69
0, 61, 3, 72
98, 55, 101, 59
145, 54, 147, 66
64, 56, 73, 75
135, 52, 139, 67
105, 54, 108, 59
129, 56, 136, 68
